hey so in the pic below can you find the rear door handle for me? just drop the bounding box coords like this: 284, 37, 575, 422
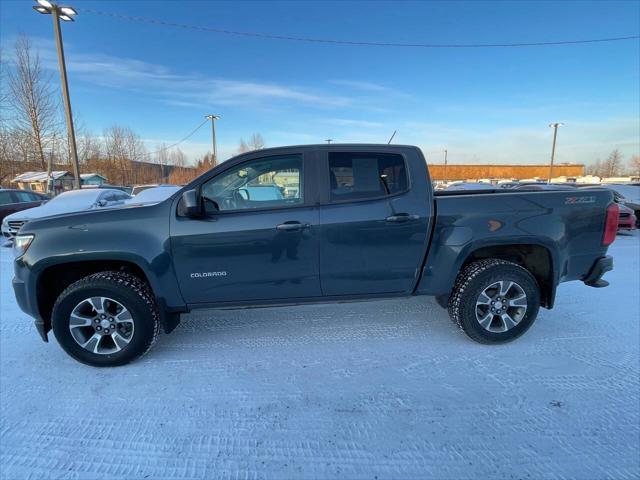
276, 222, 310, 231
386, 214, 419, 223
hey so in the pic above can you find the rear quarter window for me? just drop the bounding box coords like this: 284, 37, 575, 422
328, 152, 408, 202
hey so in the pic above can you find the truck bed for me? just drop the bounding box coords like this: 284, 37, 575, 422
417, 187, 614, 306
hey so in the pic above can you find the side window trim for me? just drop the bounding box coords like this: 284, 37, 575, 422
322, 151, 411, 206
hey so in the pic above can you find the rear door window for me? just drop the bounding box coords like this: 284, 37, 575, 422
0, 192, 14, 205
14, 191, 36, 203
328, 152, 408, 202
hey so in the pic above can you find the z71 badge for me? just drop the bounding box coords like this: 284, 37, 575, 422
565, 196, 596, 205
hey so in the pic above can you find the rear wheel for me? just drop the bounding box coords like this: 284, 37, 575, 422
52, 271, 160, 367
448, 259, 540, 344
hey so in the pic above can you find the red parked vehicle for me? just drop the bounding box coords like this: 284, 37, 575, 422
0, 189, 48, 223
618, 203, 637, 231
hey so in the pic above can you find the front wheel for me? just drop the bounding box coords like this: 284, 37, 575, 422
448, 259, 540, 344
52, 271, 160, 367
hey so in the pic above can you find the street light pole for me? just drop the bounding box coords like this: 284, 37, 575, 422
443, 149, 448, 184
205, 114, 220, 167
52, 8, 80, 189
548, 122, 564, 184
33, 1, 81, 190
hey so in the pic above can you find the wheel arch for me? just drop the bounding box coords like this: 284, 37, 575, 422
36, 258, 153, 327
461, 243, 556, 309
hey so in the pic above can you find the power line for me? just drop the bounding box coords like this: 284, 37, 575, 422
143, 118, 209, 158
80, 8, 639, 48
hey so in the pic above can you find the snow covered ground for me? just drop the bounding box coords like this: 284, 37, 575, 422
1, 233, 638, 479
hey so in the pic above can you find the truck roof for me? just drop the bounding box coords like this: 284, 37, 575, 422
234, 143, 419, 155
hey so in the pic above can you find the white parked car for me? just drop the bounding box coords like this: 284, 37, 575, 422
126, 185, 181, 205
444, 182, 497, 191
1, 188, 131, 238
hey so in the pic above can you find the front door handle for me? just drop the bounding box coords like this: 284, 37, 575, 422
386, 214, 419, 223
276, 222, 310, 231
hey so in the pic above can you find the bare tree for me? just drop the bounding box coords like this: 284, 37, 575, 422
0, 128, 13, 185
585, 159, 602, 177
124, 128, 146, 184
602, 149, 623, 178
238, 138, 250, 153
8, 36, 61, 169
249, 133, 265, 150
167, 148, 196, 184
77, 131, 103, 164
0, 46, 11, 120
238, 133, 265, 153
104, 125, 130, 185
629, 155, 640, 177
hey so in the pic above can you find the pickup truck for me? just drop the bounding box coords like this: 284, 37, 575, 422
11, 144, 618, 367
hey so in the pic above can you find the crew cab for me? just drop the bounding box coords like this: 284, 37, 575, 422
11, 145, 617, 366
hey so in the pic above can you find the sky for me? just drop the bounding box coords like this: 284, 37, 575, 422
1, 0, 639, 166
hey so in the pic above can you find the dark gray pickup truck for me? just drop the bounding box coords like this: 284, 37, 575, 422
11, 144, 618, 366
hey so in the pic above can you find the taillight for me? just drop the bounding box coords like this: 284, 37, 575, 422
602, 203, 619, 246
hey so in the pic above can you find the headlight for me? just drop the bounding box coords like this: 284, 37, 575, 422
12, 234, 34, 258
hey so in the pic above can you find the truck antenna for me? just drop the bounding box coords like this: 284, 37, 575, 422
387, 130, 397, 144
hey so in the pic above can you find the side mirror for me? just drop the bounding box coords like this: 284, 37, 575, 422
97, 200, 108, 207
181, 189, 202, 218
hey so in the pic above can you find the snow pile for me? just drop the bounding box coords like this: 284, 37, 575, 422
0, 233, 638, 479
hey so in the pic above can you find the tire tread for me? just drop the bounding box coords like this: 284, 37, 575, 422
448, 259, 533, 344
52, 271, 160, 365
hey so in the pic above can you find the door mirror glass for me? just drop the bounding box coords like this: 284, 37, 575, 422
181, 189, 203, 217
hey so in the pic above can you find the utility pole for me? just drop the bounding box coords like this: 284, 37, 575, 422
443, 149, 448, 184
205, 114, 220, 167
325, 139, 332, 144
548, 123, 564, 183
33, 1, 82, 189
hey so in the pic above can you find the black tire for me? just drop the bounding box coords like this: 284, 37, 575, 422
435, 295, 449, 309
448, 259, 540, 344
52, 271, 160, 367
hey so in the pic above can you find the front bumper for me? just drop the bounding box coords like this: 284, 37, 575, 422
12, 263, 48, 342
583, 255, 613, 288
1, 223, 11, 238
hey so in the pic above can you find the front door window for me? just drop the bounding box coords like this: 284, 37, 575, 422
201, 155, 303, 212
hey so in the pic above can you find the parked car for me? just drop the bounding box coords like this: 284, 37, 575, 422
578, 184, 640, 228
617, 203, 637, 231
512, 183, 576, 191
11, 144, 617, 366
131, 184, 177, 196
496, 181, 521, 189
1, 188, 131, 238
125, 185, 181, 205
0, 189, 48, 223
603, 184, 640, 229
83, 184, 134, 195
444, 182, 496, 191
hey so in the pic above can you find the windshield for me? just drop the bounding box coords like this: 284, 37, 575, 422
127, 186, 180, 204
45, 190, 103, 207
